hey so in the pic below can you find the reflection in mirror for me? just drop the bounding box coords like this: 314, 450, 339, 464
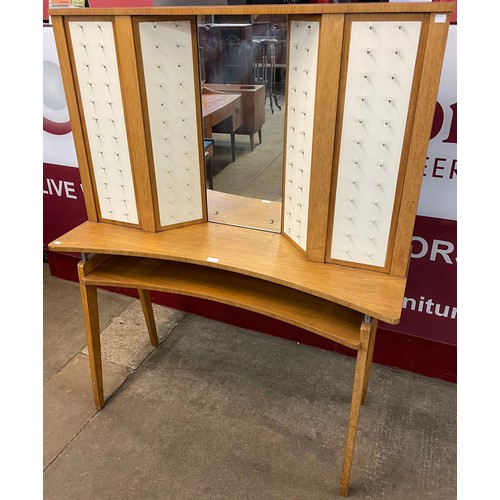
197, 14, 287, 232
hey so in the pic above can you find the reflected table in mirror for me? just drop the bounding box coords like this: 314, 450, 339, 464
202, 88, 243, 162
203, 83, 266, 151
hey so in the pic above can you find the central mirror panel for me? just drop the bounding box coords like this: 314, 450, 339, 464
196, 14, 287, 233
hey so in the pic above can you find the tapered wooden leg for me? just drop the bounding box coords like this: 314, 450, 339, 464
258, 129, 262, 144
339, 320, 372, 497
79, 280, 104, 410
138, 289, 159, 346
361, 319, 378, 406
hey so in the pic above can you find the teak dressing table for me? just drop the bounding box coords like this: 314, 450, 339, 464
48, 3, 453, 495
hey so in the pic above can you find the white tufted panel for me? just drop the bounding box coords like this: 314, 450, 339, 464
138, 20, 203, 227
330, 21, 421, 267
69, 21, 139, 225
283, 20, 320, 251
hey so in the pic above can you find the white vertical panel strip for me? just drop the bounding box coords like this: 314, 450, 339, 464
139, 20, 203, 227
283, 20, 320, 251
331, 21, 421, 267
69, 21, 138, 224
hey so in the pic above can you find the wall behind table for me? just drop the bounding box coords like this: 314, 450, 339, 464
43, 12, 457, 383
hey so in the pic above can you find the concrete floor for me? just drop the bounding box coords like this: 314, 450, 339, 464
209, 97, 285, 202
43, 263, 456, 499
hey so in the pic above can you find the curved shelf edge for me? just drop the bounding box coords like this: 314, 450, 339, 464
82, 255, 364, 350
49, 221, 406, 324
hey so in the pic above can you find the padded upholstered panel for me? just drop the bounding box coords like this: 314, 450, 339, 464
330, 20, 421, 267
283, 20, 320, 251
69, 21, 139, 224
138, 20, 203, 227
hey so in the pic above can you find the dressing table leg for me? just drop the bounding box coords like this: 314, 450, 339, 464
361, 318, 378, 406
138, 289, 159, 346
339, 319, 372, 497
78, 271, 104, 411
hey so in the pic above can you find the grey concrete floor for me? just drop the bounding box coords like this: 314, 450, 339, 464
43, 263, 456, 499
209, 97, 285, 202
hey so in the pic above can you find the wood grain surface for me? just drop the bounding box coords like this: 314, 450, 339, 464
49, 4, 455, 18
49, 221, 407, 323
82, 254, 364, 349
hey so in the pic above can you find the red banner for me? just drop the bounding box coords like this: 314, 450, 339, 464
381, 216, 457, 345
43, 163, 88, 246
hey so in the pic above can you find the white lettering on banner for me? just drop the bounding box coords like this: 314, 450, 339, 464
43, 178, 82, 200
411, 236, 456, 264
403, 295, 457, 319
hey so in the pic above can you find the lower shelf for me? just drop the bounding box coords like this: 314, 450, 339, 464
84, 255, 364, 350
